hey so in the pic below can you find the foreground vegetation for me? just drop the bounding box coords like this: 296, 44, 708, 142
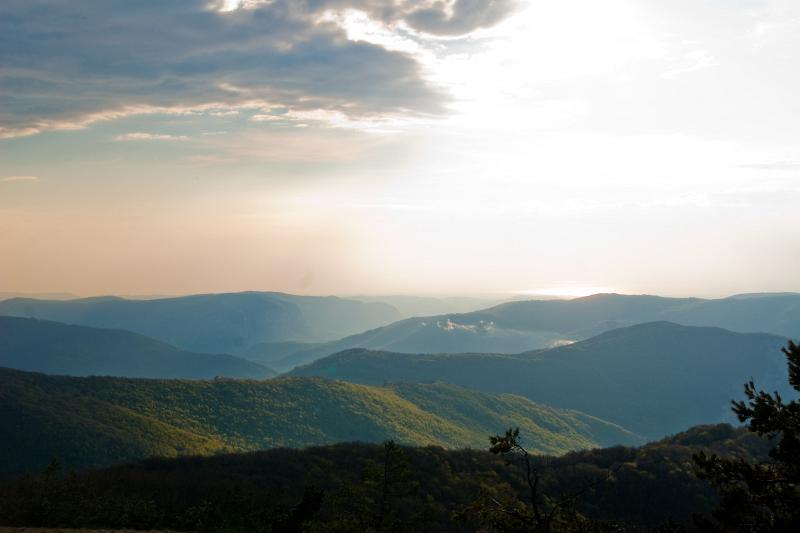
0, 424, 770, 532
692, 340, 800, 531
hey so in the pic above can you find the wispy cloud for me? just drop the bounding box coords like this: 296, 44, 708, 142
114, 133, 189, 142
1, 175, 39, 183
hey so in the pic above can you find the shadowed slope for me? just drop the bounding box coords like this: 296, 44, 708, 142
292, 322, 792, 438
0, 316, 274, 379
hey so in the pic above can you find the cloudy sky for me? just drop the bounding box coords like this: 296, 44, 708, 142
1, 0, 799, 298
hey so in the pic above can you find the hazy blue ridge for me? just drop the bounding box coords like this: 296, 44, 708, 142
0, 316, 275, 379
0, 291, 402, 354
273, 292, 800, 370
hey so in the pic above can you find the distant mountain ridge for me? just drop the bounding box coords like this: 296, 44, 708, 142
273, 292, 800, 369
0, 368, 638, 478
349, 294, 518, 318
0, 291, 401, 355
291, 321, 793, 438
0, 316, 274, 379
0, 292, 77, 300
4, 291, 798, 372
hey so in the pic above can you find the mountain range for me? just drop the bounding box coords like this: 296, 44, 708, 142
3, 292, 797, 372
291, 321, 792, 438
2, 290, 798, 476
270, 292, 800, 369
0, 291, 401, 354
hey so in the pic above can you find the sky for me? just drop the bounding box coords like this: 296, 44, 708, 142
1, 0, 799, 298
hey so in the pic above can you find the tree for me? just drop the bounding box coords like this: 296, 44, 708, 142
372, 440, 417, 531
463, 427, 619, 532
313, 440, 422, 533
694, 340, 800, 531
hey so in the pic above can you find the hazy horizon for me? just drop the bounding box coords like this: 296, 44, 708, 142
2, 0, 799, 297
1, 287, 798, 303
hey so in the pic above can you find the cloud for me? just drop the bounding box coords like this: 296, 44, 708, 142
0, 1, 516, 139
250, 107, 414, 132
1, 175, 39, 182
436, 318, 496, 334
403, 0, 517, 36
661, 49, 717, 79
115, 133, 189, 141
736, 161, 800, 171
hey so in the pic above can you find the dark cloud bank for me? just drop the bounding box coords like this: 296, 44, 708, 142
0, 0, 515, 137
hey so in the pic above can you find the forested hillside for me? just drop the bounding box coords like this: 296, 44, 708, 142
0, 368, 636, 479
0, 316, 274, 379
292, 322, 791, 438
0, 424, 771, 532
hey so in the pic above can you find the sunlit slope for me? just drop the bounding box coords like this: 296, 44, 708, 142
0, 368, 637, 478
0, 368, 230, 479
292, 322, 791, 438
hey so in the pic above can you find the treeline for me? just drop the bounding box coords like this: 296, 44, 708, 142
0, 424, 771, 532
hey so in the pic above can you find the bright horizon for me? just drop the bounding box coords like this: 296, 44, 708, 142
2, 287, 794, 303
2, 0, 799, 298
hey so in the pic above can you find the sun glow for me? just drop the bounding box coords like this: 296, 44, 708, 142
520, 287, 619, 298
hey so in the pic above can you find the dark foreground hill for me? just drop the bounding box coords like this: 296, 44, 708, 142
0, 424, 771, 532
0, 291, 401, 354
292, 322, 792, 438
0, 316, 273, 379
274, 292, 800, 369
0, 367, 636, 479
